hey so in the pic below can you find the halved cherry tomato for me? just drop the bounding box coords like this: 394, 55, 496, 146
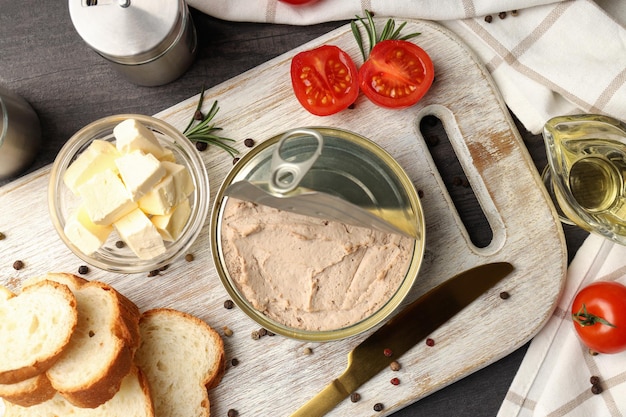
359, 39, 434, 109
290, 45, 359, 116
571, 281, 626, 354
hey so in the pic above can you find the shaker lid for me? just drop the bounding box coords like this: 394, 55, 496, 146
69, 0, 183, 64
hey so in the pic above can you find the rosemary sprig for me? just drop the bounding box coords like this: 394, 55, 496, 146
351, 10, 422, 61
183, 86, 239, 157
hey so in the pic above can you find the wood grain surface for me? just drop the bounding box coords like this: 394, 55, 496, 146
0, 19, 571, 417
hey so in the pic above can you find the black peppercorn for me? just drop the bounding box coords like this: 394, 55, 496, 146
350, 392, 361, 403
230, 358, 239, 367
591, 384, 603, 395
185, 253, 194, 262
499, 11, 507, 19
227, 408, 239, 417
485, 15, 493, 23
244, 138, 255, 148
590, 376, 600, 385
500, 291, 510, 300
373, 403, 384, 412
233, 157, 240, 164
195, 141, 208, 152
13, 260, 24, 270
224, 299, 235, 309
115, 240, 125, 248
78, 265, 89, 275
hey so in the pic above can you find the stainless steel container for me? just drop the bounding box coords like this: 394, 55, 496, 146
211, 127, 426, 341
69, 0, 197, 87
0, 86, 42, 180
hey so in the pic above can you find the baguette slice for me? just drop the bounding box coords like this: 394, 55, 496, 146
23, 273, 141, 408
0, 371, 56, 407
135, 309, 225, 417
3, 365, 154, 417
0, 281, 77, 385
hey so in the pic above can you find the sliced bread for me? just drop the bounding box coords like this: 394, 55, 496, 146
22, 273, 141, 408
3, 365, 154, 417
0, 281, 77, 385
135, 308, 225, 417
0, 372, 56, 407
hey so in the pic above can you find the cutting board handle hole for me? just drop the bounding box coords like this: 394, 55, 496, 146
419, 114, 493, 248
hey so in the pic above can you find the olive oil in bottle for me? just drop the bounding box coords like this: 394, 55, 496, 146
543, 114, 626, 245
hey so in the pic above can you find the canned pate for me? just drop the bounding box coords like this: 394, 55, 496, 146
211, 127, 425, 341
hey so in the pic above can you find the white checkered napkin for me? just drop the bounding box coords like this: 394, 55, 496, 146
187, 0, 626, 135
497, 234, 626, 417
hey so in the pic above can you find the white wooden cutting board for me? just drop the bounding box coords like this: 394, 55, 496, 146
0, 19, 567, 417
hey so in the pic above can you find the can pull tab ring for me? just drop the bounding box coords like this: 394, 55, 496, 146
269, 128, 324, 194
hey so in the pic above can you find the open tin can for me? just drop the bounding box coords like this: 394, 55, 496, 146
211, 127, 426, 341
69, 0, 197, 86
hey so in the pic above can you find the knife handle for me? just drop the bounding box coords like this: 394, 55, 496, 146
290, 378, 350, 417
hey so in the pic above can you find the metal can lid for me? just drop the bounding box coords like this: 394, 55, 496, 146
69, 0, 184, 64
222, 127, 423, 239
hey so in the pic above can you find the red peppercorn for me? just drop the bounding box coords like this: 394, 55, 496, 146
426, 338, 435, 347
383, 348, 393, 357
390, 377, 400, 386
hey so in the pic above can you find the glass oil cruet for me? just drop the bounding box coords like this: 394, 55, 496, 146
542, 114, 626, 245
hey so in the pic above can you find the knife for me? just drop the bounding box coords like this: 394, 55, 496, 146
290, 262, 514, 417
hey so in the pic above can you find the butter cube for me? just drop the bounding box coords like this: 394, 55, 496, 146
115, 150, 166, 201
63, 140, 120, 194
151, 198, 191, 241
138, 161, 195, 215
159, 148, 176, 162
64, 206, 113, 255
114, 119, 166, 159
114, 208, 166, 260
78, 169, 137, 226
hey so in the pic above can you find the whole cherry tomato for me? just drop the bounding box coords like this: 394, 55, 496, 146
358, 39, 434, 109
278, 0, 318, 4
571, 281, 626, 354
290, 45, 359, 116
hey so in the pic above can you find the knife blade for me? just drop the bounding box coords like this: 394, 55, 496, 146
289, 262, 514, 417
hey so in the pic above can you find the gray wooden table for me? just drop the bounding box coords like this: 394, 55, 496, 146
0, 2, 589, 416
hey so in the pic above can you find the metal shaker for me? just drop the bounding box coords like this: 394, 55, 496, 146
0, 86, 42, 180
69, 0, 197, 87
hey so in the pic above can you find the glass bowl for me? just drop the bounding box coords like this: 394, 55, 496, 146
48, 114, 209, 274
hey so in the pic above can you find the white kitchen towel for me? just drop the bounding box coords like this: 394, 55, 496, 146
497, 234, 626, 417
188, 0, 626, 135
